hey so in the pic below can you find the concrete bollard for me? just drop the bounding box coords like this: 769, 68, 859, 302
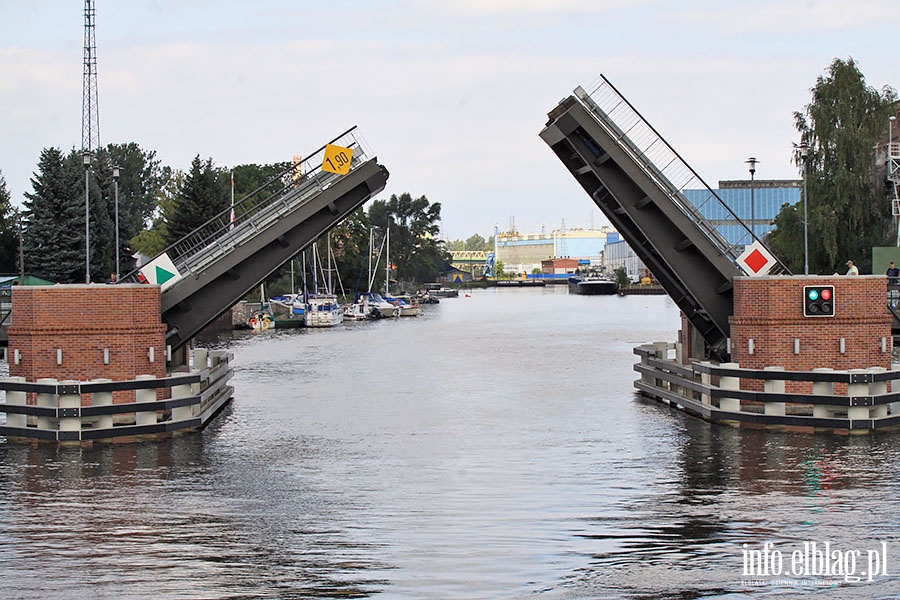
191, 348, 208, 417
812, 368, 834, 419
36, 377, 57, 432
719, 362, 741, 413
193, 348, 209, 372
869, 367, 888, 419
847, 369, 871, 421
58, 380, 82, 442
171, 382, 193, 425
5, 376, 26, 430
699, 361, 712, 406
763, 366, 786, 416
91, 378, 113, 431
135, 374, 158, 428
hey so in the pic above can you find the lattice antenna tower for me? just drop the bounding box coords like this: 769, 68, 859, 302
81, 0, 100, 152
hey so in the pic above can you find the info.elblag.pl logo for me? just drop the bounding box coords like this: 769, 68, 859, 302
742, 541, 890, 585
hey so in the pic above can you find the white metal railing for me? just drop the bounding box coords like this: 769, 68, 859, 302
122, 128, 373, 283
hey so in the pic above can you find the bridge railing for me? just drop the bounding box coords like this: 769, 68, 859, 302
573, 76, 789, 274
0, 349, 233, 443
121, 127, 373, 283
634, 343, 900, 432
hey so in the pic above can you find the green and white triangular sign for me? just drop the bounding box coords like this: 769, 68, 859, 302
139, 252, 182, 290
156, 265, 177, 285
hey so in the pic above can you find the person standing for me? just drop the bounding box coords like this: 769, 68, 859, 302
846, 260, 859, 276
886, 261, 899, 285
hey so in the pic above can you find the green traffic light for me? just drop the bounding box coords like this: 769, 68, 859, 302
808, 289, 819, 301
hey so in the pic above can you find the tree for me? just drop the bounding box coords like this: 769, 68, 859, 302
131, 168, 179, 259
22, 148, 86, 282
446, 233, 493, 252
0, 172, 19, 273
767, 58, 898, 274
367, 193, 448, 286
165, 156, 229, 246
99, 143, 168, 274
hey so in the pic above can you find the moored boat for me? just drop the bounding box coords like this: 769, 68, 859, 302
344, 291, 400, 320
305, 293, 343, 327
567, 275, 618, 295
385, 294, 421, 317
423, 283, 459, 298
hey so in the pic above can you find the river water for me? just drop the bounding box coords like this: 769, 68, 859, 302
1, 286, 899, 599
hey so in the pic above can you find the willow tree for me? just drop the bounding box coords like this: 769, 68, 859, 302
768, 58, 897, 274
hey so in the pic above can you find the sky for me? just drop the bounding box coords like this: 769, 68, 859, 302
0, 0, 897, 242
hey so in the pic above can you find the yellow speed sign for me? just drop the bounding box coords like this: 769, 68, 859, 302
322, 144, 353, 175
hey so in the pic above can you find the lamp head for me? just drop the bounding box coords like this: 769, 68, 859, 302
745, 156, 758, 175
112, 165, 120, 180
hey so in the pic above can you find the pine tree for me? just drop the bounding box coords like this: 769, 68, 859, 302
165, 156, 228, 246
0, 172, 19, 273
22, 148, 86, 282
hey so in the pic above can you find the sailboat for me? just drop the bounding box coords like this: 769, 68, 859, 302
381, 225, 421, 316
304, 235, 344, 327
344, 228, 399, 320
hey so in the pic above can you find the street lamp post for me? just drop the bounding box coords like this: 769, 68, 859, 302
746, 157, 759, 240
890, 115, 896, 149
113, 165, 120, 281
798, 144, 810, 275
82, 151, 92, 283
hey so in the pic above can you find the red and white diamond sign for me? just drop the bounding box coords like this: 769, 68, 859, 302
736, 241, 777, 276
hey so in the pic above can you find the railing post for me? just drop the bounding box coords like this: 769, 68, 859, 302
699, 362, 712, 405
92, 378, 113, 431
847, 369, 871, 422
36, 377, 57, 432
869, 367, 888, 419
5, 376, 26, 431
763, 366, 786, 416
719, 362, 741, 412
812, 368, 834, 419
135, 374, 158, 429
191, 348, 209, 417
171, 380, 193, 425
58, 380, 82, 443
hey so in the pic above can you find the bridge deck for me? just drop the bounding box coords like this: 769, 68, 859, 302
123, 128, 389, 350
541, 76, 789, 359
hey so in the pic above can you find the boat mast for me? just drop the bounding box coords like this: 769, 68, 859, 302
385, 224, 390, 296
327, 232, 333, 295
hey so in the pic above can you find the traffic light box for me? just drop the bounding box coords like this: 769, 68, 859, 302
803, 285, 834, 317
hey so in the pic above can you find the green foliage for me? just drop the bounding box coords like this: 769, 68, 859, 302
367, 192, 448, 286
22, 148, 87, 282
446, 233, 493, 251
131, 168, 179, 259
614, 266, 629, 288
0, 172, 19, 273
99, 143, 168, 274
164, 155, 228, 246
768, 58, 898, 274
